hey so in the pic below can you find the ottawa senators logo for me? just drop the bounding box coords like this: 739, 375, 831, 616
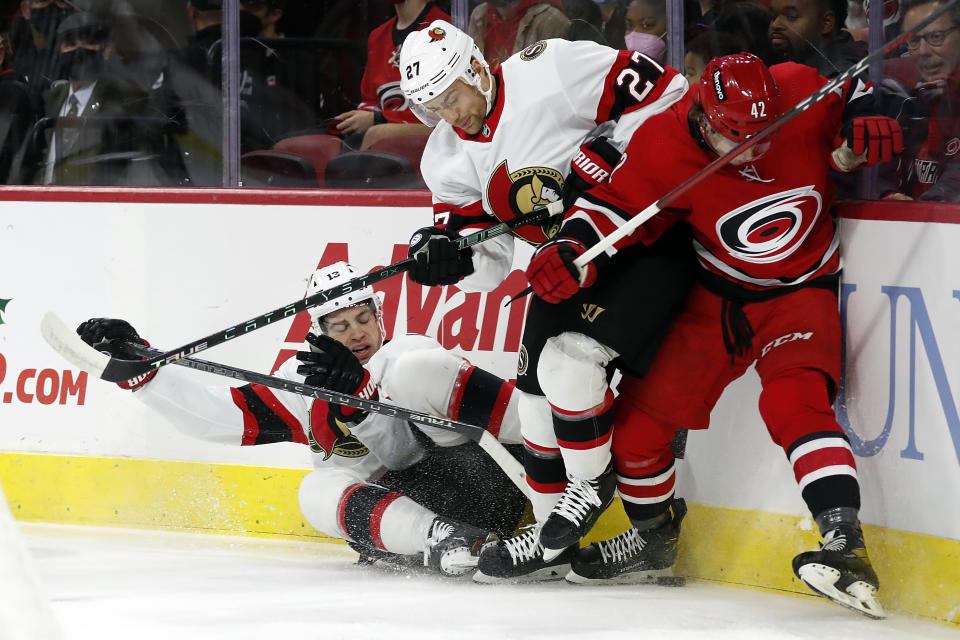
428, 27, 446, 42
517, 345, 529, 376
309, 401, 369, 460
520, 41, 547, 61
716, 186, 822, 264
486, 160, 564, 246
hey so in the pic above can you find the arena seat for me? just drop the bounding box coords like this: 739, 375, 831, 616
272, 134, 343, 186
367, 135, 429, 184
241, 151, 319, 188
324, 151, 421, 189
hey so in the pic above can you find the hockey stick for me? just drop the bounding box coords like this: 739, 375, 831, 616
40, 201, 563, 384
571, 0, 959, 268
116, 342, 528, 495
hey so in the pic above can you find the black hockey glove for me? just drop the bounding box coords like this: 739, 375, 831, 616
75, 318, 156, 391
407, 226, 474, 286
296, 333, 377, 425
561, 137, 621, 210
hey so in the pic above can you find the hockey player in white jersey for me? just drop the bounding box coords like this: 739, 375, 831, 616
397, 20, 696, 582
75, 261, 527, 576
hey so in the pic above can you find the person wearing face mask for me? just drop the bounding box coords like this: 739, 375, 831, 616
622, 0, 703, 64
624, 0, 667, 61
11, 11, 152, 185
10, 0, 74, 99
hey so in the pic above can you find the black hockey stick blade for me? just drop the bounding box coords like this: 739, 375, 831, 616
41, 202, 562, 384
120, 342, 527, 493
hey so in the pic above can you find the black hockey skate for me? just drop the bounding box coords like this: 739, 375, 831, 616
473, 524, 575, 583
793, 523, 885, 619
567, 498, 687, 585
539, 464, 617, 561
424, 517, 495, 577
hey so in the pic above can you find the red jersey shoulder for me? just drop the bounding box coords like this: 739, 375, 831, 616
770, 62, 826, 98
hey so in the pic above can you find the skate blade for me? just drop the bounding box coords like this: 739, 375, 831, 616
438, 549, 480, 576
565, 567, 684, 587
798, 564, 887, 619
472, 563, 571, 584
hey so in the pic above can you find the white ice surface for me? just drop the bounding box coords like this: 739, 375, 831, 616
20, 523, 958, 640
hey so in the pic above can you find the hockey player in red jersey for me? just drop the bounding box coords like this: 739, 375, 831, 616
525, 53, 901, 616
397, 19, 697, 581
75, 261, 527, 577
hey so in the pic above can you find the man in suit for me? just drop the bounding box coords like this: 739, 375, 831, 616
14, 11, 153, 185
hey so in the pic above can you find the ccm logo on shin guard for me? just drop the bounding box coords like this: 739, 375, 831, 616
761, 331, 813, 357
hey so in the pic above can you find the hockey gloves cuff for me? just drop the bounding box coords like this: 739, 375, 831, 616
407, 226, 475, 287
526, 239, 597, 304
297, 333, 378, 425
832, 116, 903, 172
76, 318, 157, 391
562, 137, 621, 210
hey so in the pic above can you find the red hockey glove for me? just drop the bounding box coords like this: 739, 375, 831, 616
76, 318, 157, 391
832, 116, 903, 171
296, 333, 378, 425
526, 239, 597, 304
562, 137, 621, 209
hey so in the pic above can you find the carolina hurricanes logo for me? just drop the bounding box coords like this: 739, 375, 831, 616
428, 27, 446, 41
377, 81, 408, 112
487, 160, 564, 246
715, 186, 822, 264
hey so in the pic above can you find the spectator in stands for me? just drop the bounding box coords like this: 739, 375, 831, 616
183, 0, 224, 76
182, 0, 262, 77
597, 0, 629, 48
712, 1, 778, 65
621, 0, 702, 63
882, 0, 960, 201
1, 30, 35, 183
850, 0, 906, 50
624, 0, 667, 61
768, 0, 863, 76
334, 0, 448, 151
10, 12, 157, 185
468, 0, 570, 68
240, 0, 286, 39
682, 29, 743, 84
10, 0, 75, 99
562, 0, 609, 45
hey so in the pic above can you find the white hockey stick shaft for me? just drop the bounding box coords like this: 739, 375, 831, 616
571, 0, 959, 267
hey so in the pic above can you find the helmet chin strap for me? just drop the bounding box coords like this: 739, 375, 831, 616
466, 58, 495, 116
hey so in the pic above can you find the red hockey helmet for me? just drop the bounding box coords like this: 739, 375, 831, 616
698, 53, 782, 143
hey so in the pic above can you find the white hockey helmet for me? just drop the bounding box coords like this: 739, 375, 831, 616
398, 19, 493, 127
306, 261, 385, 339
